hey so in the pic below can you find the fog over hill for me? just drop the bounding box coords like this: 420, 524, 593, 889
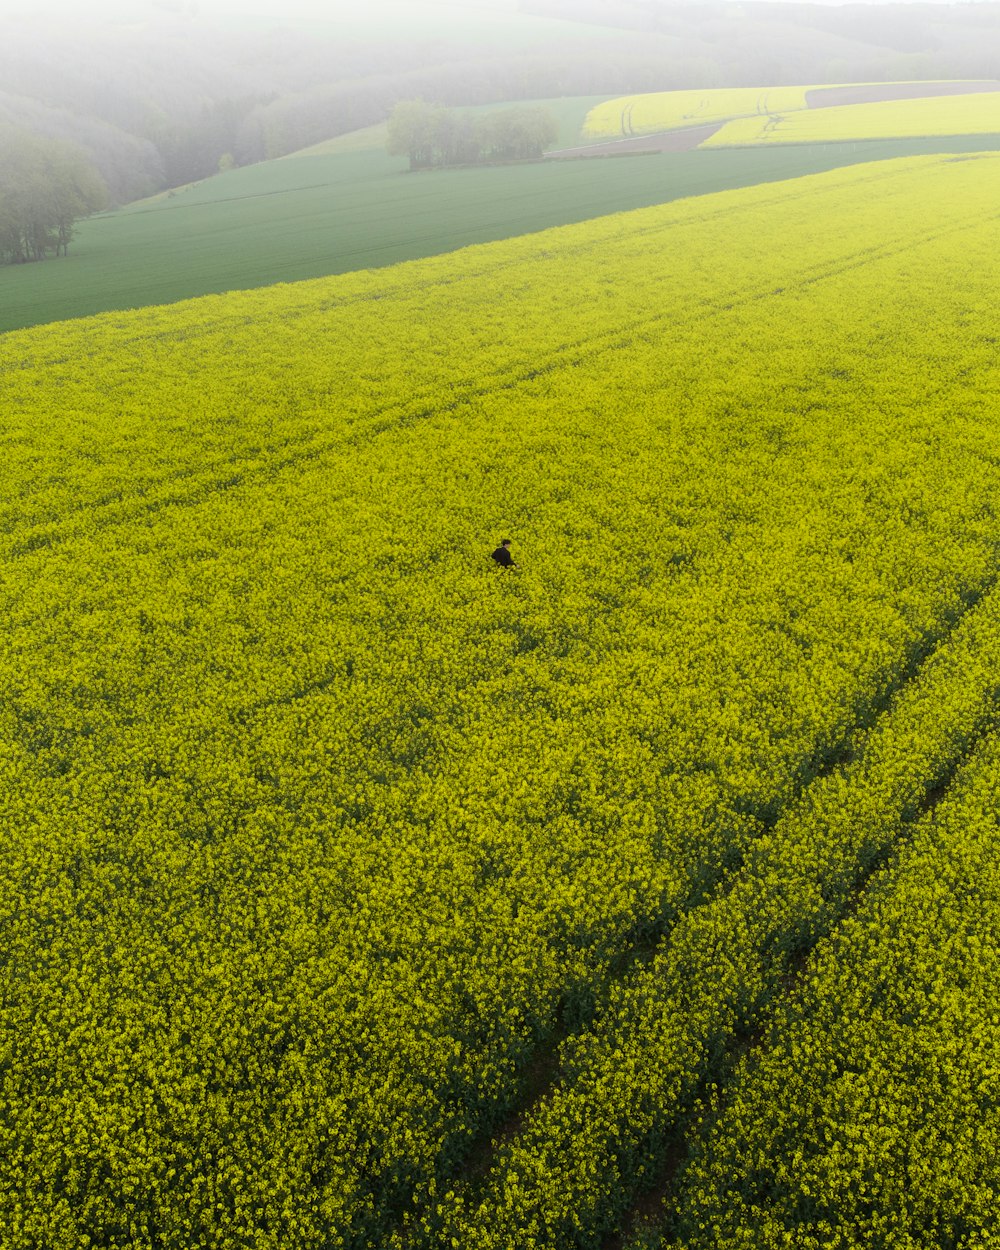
2, 0, 1000, 202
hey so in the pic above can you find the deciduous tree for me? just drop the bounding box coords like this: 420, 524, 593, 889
386, 99, 446, 170
0, 127, 107, 264
386, 101, 559, 170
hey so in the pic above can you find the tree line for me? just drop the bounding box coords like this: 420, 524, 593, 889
0, 128, 107, 265
6, 3, 1000, 207
386, 102, 560, 170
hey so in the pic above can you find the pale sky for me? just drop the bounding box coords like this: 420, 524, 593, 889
0, 0, 974, 19
5, 0, 509, 17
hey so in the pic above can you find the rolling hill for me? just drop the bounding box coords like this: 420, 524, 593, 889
4, 102, 999, 335
7, 0, 1000, 202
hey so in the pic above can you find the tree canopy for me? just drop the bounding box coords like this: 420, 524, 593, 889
387, 102, 560, 170
0, 128, 108, 265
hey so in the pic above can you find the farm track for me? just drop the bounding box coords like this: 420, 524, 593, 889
602, 725, 983, 1250
546, 125, 723, 158
806, 80, 1000, 110
423, 575, 972, 1179
427, 563, 1000, 1249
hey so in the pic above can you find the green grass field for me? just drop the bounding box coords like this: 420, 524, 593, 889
3, 131, 999, 335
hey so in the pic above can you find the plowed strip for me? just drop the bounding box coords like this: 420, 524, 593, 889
807, 80, 1000, 109
546, 124, 723, 158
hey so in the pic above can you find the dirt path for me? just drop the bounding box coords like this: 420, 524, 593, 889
547, 81, 1000, 161
807, 80, 1000, 108
545, 124, 723, 159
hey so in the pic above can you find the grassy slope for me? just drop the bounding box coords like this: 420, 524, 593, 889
2, 131, 999, 336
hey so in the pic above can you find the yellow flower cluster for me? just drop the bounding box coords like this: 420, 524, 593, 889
666, 724, 1000, 1248
705, 90, 1000, 146
583, 86, 811, 138
1, 154, 1000, 1248
435, 570, 1000, 1248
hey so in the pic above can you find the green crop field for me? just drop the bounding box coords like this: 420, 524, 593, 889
2, 122, 998, 335
5, 153, 1000, 1247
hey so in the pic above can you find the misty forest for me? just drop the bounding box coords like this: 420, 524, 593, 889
5, 0, 1000, 227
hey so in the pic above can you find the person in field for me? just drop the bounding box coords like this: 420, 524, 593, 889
491, 539, 517, 569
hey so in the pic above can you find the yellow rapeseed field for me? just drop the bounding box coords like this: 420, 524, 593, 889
705, 89, 1000, 145
3, 154, 1000, 1248
666, 727, 1000, 1248
583, 86, 811, 137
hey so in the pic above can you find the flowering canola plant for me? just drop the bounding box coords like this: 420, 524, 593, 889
583, 86, 812, 138
664, 725, 1000, 1248
442, 549, 1000, 1249
2, 155, 1000, 1248
705, 90, 1000, 146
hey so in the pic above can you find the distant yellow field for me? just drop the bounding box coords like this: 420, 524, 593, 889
704, 90, 1000, 146
584, 86, 811, 138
